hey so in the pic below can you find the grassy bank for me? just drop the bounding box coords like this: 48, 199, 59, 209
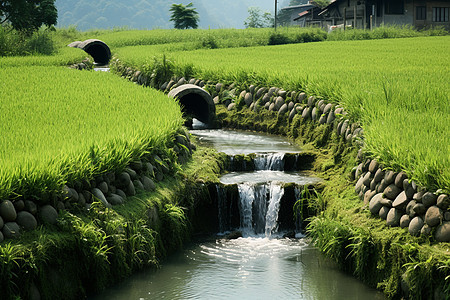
114, 36, 450, 192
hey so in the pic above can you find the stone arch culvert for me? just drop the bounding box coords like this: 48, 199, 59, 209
168, 84, 218, 128
68, 39, 111, 65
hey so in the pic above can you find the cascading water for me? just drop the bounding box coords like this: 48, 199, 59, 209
254, 153, 285, 171
265, 182, 284, 237
235, 181, 284, 237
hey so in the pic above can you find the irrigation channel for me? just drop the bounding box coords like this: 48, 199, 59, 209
92, 126, 385, 300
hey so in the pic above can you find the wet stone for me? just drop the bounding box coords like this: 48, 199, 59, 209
383, 184, 401, 200
400, 215, 411, 228
323, 103, 333, 115
141, 176, 156, 191
91, 188, 111, 208
126, 181, 136, 196
369, 193, 384, 215
373, 169, 384, 184
413, 191, 425, 203
409, 216, 424, 236
13, 200, 25, 212
384, 171, 397, 185
403, 179, 416, 199
2, 222, 21, 239
377, 179, 388, 194
126, 167, 138, 180
362, 159, 371, 172
39, 205, 58, 225
425, 206, 443, 227
245, 93, 253, 107
369, 178, 378, 191
278, 103, 288, 115
421, 224, 432, 236
368, 160, 379, 173
0, 200, 17, 222
133, 179, 145, 191
445, 211, 450, 222
355, 176, 365, 194
98, 181, 108, 195
422, 192, 437, 208
116, 172, 131, 189
364, 190, 377, 205
386, 208, 402, 227
107, 194, 124, 206
380, 198, 393, 207
435, 222, 450, 242
395, 172, 407, 188
297, 92, 306, 102
406, 200, 417, 218
302, 107, 311, 119
379, 206, 390, 220
16, 211, 37, 231
437, 194, 449, 210
326, 111, 335, 124
413, 203, 427, 216
362, 172, 373, 187
56, 201, 65, 211
393, 191, 410, 209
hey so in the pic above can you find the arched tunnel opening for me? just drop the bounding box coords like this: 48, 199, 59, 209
68, 39, 111, 66
168, 84, 217, 129
179, 94, 211, 126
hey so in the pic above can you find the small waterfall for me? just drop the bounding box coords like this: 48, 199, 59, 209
238, 184, 255, 233
237, 182, 284, 237
254, 153, 285, 171
265, 183, 284, 237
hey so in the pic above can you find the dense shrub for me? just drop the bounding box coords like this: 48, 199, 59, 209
0, 26, 55, 56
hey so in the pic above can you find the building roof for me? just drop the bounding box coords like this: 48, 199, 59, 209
281, 3, 315, 11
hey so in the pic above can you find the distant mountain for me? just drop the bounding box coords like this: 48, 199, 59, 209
55, 0, 276, 31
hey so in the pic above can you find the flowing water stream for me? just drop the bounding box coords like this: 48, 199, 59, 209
91, 128, 385, 299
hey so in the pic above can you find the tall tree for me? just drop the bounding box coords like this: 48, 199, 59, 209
169, 3, 199, 29
244, 7, 273, 28
0, 0, 57, 32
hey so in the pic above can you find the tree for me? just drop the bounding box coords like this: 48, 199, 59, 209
0, 0, 57, 33
244, 7, 273, 28
169, 3, 199, 29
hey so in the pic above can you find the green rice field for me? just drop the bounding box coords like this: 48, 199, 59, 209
0, 27, 449, 200
113, 36, 450, 191
0, 65, 183, 199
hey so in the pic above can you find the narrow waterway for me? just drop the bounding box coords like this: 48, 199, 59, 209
91, 128, 385, 300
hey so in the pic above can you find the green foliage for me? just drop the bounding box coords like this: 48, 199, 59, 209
169, 3, 199, 30
0, 0, 57, 33
327, 25, 448, 41
158, 203, 189, 254
0, 26, 55, 56
244, 7, 273, 28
